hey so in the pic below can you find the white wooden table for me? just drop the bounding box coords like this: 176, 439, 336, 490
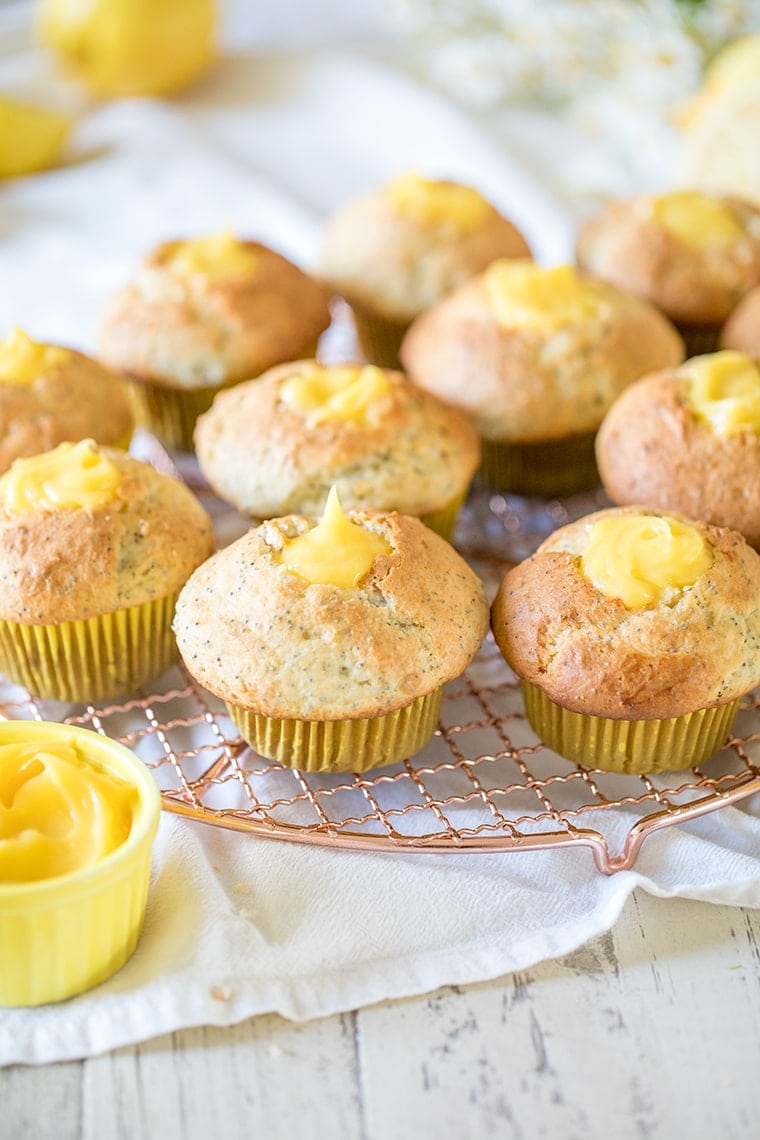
5, 889, 759, 1139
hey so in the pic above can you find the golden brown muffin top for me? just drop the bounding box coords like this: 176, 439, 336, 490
174, 509, 489, 720
98, 237, 331, 391
0, 444, 215, 623
596, 354, 760, 548
0, 333, 134, 474
194, 359, 481, 518
400, 263, 684, 443
491, 506, 760, 720
721, 284, 760, 357
318, 174, 531, 322
576, 191, 760, 325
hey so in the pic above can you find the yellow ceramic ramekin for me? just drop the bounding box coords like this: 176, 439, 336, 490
227, 688, 443, 772
0, 721, 160, 1007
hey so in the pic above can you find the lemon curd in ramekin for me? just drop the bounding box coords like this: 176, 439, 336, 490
0, 721, 160, 1007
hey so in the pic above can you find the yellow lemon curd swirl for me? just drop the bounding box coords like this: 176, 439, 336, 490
281, 486, 391, 588
650, 191, 744, 249
580, 514, 713, 609
485, 261, 602, 331
385, 173, 490, 232
684, 350, 760, 434
166, 230, 258, 280
0, 738, 136, 883
0, 439, 122, 515
279, 364, 392, 426
0, 327, 68, 385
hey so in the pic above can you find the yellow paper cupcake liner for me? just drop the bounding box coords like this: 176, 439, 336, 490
479, 433, 600, 497
522, 681, 740, 774
0, 592, 180, 703
129, 338, 321, 452
128, 379, 229, 453
419, 490, 467, 542
0, 722, 160, 1007
227, 687, 443, 772
350, 304, 410, 370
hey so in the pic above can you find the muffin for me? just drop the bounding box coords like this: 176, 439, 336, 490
576, 189, 760, 355
400, 260, 684, 496
99, 231, 332, 451
173, 487, 489, 772
596, 350, 760, 549
0, 438, 214, 702
0, 325, 134, 472
720, 283, 760, 357
318, 172, 531, 368
194, 360, 481, 541
0, 721, 160, 1007
491, 506, 760, 773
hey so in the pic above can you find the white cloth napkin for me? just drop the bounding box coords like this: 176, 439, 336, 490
1, 20, 760, 1067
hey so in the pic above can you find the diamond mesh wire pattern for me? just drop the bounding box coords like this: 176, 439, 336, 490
2, 432, 758, 875
2, 640, 758, 875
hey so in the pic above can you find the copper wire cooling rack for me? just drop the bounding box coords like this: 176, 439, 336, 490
1, 480, 759, 875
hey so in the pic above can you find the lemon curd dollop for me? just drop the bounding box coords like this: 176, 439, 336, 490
165, 230, 258, 280
649, 191, 744, 249
484, 260, 602, 331
580, 514, 713, 609
683, 350, 760, 435
385, 173, 491, 232
0, 327, 69, 386
0, 737, 136, 884
0, 439, 123, 515
280, 486, 392, 588
278, 364, 393, 427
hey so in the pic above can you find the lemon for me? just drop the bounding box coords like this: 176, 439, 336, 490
0, 95, 73, 178
37, 0, 216, 99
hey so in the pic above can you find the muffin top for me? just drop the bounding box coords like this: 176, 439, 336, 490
99, 232, 331, 390
491, 506, 760, 720
194, 359, 481, 518
0, 440, 215, 623
400, 260, 684, 443
596, 351, 760, 548
576, 190, 760, 324
720, 284, 760, 357
318, 173, 531, 322
174, 495, 489, 720
0, 327, 134, 473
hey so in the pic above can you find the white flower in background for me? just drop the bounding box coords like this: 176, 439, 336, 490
384, 0, 760, 199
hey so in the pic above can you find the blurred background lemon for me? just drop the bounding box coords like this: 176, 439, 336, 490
0, 94, 73, 177
675, 33, 760, 204
36, 0, 216, 98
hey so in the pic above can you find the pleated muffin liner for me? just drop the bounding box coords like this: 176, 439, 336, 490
419, 490, 467, 542
521, 680, 741, 775
128, 341, 321, 452
350, 304, 410, 370
226, 687, 444, 773
0, 592, 181, 704
479, 432, 600, 497
0, 722, 160, 1007
128, 378, 232, 453
676, 322, 721, 358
